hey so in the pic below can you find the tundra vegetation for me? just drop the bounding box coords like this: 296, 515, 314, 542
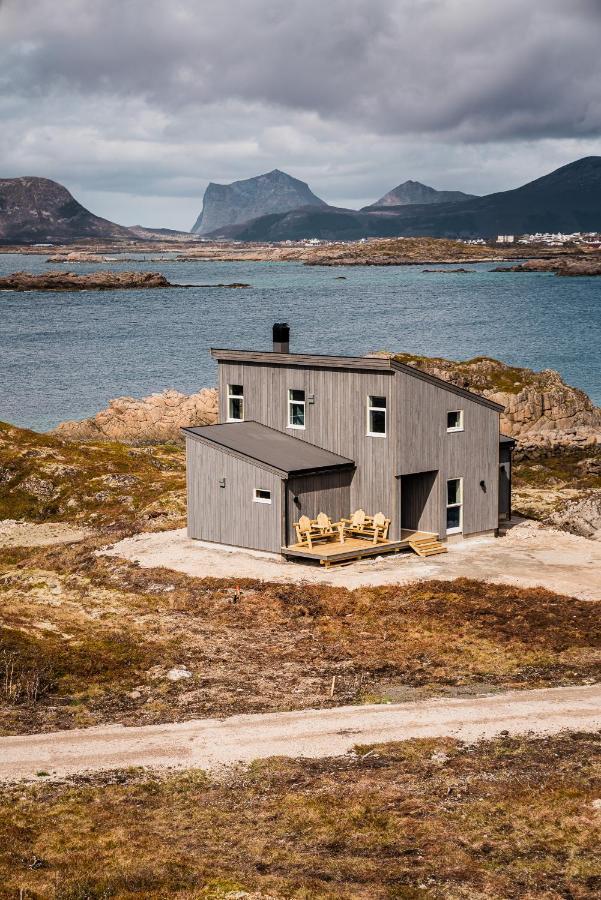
1, 732, 600, 898
1, 419, 599, 897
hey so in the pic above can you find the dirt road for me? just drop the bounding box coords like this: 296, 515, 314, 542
2, 684, 600, 782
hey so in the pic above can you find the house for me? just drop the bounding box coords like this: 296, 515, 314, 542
183, 324, 512, 556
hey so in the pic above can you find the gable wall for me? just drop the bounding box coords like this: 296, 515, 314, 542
396, 369, 500, 536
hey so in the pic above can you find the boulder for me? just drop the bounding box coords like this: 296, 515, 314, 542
53, 388, 218, 444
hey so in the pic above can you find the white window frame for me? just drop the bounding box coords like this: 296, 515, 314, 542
227, 384, 244, 422
446, 477, 463, 534
253, 488, 272, 504
367, 395, 387, 438
447, 410, 464, 433
288, 388, 306, 430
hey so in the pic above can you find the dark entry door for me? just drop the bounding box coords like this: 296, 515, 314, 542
400, 471, 438, 533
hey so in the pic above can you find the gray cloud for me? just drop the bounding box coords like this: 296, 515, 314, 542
1, 1, 600, 228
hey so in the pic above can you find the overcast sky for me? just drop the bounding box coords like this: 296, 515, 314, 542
2, 0, 601, 229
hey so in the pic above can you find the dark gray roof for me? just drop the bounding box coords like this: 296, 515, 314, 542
499, 434, 517, 445
210, 348, 505, 412
182, 421, 355, 476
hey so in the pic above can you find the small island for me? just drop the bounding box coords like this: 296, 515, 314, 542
0, 271, 174, 291
0, 271, 253, 291
492, 258, 601, 276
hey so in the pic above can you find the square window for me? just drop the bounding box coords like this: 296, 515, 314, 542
367, 395, 387, 436
446, 505, 461, 530
447, 410, 464, 432
253, 488, 271, 503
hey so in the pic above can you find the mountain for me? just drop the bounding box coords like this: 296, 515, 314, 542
191, 169, 328, 235
0, 177, 132, 244
208, 157, 601, 241
364, 180, 476, 209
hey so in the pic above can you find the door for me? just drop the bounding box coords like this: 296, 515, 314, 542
399, 471, 438, 534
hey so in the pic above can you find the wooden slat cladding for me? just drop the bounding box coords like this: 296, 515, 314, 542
216, 358, 501, 541
286, 470, 353, 545
186, 436, 283, 552
396, 369, 500, 536
218, 361, 401, 537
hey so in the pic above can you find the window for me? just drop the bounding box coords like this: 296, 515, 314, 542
288, 389, 305, 428
446, 478, 463, 534
367, 395, 387, 436
227, 384, 244, 421
253, 488, 271, 504
447, 410, 464, 432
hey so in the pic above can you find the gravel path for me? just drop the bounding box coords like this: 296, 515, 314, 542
2, 684, 600, 781
103, 520, 601, 599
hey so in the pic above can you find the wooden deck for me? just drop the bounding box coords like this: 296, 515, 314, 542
282, 530, 439, 568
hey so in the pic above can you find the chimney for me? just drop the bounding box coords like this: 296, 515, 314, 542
272, 322, 290, 353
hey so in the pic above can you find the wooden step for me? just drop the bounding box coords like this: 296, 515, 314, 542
408, 538, 448, 558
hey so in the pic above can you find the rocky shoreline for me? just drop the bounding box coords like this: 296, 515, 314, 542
0, 271, 176, 291
493, 257, 601, 276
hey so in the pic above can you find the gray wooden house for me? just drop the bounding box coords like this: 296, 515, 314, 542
184, 324, 512, 556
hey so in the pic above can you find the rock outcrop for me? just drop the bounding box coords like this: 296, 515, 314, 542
0, 176, 132, 243
493, 257, 601, 276
389, 354, 601, 449
0, 271, 173, 291
53, 389, 218, 444
192, 169, 328, 236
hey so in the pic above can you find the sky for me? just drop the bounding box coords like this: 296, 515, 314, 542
2, 0, 601, 230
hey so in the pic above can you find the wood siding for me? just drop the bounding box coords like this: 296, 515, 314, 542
214, 358, 501, 543
396, 370, 500, 537
218, 361, 401, 536
286, 469, 353, 545
186, 435, 283, 552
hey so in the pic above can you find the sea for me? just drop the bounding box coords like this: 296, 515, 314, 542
0, 251, 599, 431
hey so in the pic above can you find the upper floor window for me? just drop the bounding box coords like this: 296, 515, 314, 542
227, 384, 244, 421
447, 410, 464, 432
367, 395, 387, 436
288, 389, 305, 429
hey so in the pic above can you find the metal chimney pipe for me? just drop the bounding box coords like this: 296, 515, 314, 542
273, 322, 290, 353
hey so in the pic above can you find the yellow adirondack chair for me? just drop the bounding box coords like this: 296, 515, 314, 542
294, 513, 344, 549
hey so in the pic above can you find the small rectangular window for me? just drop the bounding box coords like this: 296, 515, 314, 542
253, 488, 271, 504
288, 388, 305, 428
367, 395, 387, 436
446, 477, 463, 534
447, 410, 464, 432
227, 384, 244, 421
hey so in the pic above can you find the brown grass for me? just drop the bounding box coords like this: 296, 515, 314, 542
1, 731, 599, 898
1, 539, 599, 735
0, 420, 186, 531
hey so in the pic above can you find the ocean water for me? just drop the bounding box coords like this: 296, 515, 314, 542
0, 251, 599, 431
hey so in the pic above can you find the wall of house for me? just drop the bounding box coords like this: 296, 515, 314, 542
286, 469, 353, 545
218, 362, 400, 536
217, 359, 500, 541
396, 370, 500, 537
186, 435, 283, 552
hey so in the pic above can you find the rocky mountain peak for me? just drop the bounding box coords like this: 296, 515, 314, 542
191, 169, 328, 235
0, 176, 132, 244
367, 180, 477, 209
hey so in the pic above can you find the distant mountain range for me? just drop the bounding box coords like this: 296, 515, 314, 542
0, 177, 131, 244
363, 180, 476, 210
191, 169, 327, 235
2, 157, 601, 244
206, 157, 601, 241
